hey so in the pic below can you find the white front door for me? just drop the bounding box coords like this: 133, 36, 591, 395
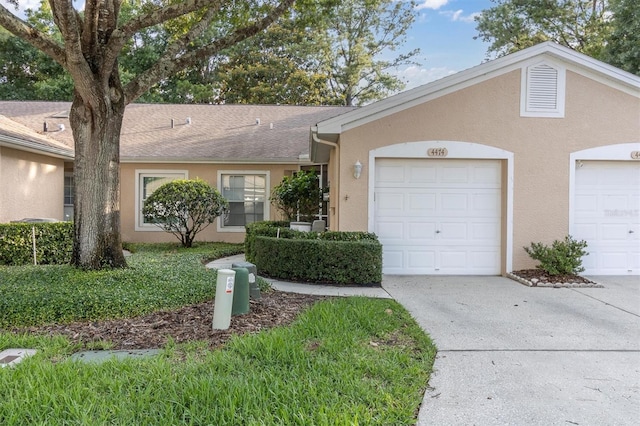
374, 158, 502, 275
574, 161, 640, 275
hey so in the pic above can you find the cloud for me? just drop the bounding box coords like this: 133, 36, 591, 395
395, 65, 458, 90
439, 9, 480, 23
415, 0, 450, 11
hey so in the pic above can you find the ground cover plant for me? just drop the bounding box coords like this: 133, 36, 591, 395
0, 243, 436, 424
0, 242, 243, 328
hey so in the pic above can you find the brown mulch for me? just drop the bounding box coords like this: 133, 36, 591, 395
12, 291, 327, 350
509, 269, 602, 288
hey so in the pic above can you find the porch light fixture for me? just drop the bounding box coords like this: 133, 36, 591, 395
353, 160, 363, 179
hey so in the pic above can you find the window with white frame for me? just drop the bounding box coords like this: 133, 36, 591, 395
135, 170, 188, 230
520, 61, 566, 118
63, 172, 74, 221
219, 172, 269, 230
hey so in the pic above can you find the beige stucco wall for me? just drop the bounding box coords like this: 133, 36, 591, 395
335, 69, 640, 271
119, 162, 299, 244
0, 146, 65, 223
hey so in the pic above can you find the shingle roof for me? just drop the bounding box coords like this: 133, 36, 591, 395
0, 102, 356, 163
0, 114, 74, 159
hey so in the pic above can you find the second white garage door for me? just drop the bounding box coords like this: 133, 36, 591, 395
573, 161, 640, 275
374, 158, 502, 275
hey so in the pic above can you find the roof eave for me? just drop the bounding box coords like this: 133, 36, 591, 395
0, 136, 74, 160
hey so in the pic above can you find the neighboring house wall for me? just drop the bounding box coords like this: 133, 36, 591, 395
0, 146, 65, 222
119, 163, 299, 244
334, 69, 639, 272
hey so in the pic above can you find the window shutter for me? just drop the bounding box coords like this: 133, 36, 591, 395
527, 64, 558, 111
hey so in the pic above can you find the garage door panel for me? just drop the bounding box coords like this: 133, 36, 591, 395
375, 221, 404, 239
408, 192, 436, 211
441, 166, 469, 183
471, 221, 500, 240
408, 222, 437, 239
375, 158, 502, 275
376, 192, 404, 211
408, 251, 436, 268
601, 224, 632, 240
377, 165, 406, 184
409, 166, 437, 183
574, 161, 639, 275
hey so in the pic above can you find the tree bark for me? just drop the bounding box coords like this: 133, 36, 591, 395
70, 89, 127, 269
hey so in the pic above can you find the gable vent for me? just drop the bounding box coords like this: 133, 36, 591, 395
521, 62, 565, 118
527, 65, 558, 110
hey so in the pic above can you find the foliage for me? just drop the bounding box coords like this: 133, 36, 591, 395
0, 222, 73, 266
142, 179, 228, 248
524, 235, 588, 275
0, 0, 296, 270
475, 0, 612, 60
0, 298, 435, 424
270, 170, 321, 222
254, 236, 382, 284
603, 0, 640, 75
0, 242, 243, 328
244, 220, 378, 263
319, 0, 419, 106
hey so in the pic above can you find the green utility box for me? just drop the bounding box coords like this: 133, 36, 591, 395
232, 261, 261, 300
231, 267, 250, 315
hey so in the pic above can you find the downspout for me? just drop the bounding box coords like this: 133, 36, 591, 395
311, 127, 340, 230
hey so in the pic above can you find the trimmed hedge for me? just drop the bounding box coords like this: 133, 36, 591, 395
254, 237, 382, 285
0, 222, 73, 266
245, 221, 382, 285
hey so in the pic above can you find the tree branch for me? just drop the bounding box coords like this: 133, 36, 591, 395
123, 0, 294, 104
0, 3, 66, 64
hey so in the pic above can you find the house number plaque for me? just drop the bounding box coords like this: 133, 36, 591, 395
631, 151, 640, 160
427, 148, 448, 157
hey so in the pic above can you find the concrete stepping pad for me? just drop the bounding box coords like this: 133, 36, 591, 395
0, 348, 37, 368
70, 349, 161, 364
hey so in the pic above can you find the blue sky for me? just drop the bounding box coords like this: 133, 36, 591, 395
398, 0, 494, 90
1, 0, 495, 91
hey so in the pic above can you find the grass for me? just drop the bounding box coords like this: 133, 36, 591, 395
0, 242, 436, 424
0, 242, 244, 328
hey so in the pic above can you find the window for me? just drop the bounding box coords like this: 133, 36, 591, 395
63, 172, 74, 221
135, 170, 187, 230
520, 61, 565, 118
219, 172, 269, 231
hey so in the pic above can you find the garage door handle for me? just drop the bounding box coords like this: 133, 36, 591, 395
630, 230, 635, 234
435, 230, 441, 234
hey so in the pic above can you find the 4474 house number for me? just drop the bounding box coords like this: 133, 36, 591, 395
427, 147, 448, 157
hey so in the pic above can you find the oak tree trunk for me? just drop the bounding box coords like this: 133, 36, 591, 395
70, 91, 126, 269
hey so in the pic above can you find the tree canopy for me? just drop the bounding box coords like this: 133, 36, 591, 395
0, 0, 296, 269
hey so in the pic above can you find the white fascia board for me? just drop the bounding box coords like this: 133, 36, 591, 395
120, 157, 306, 165
0, 136, 74, 159
315, 42, 640, 137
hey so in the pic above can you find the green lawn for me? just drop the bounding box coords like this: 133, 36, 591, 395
0, 243, 436, 425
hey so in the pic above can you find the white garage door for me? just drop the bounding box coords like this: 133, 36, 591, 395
574, 161, 640, 275
374, 158, 502, 275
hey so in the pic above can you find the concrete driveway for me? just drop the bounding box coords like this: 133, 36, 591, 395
383, 275, 640, 425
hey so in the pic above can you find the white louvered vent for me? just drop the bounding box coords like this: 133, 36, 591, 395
527, 65, 557, 110
521, 61, 565, 118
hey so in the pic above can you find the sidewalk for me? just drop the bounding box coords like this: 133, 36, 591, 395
205, 254, 391, 299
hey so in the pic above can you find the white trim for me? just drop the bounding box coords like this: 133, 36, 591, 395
367, 141, 514, 273
568, 143, 640, 238
316, 42, 640, 137
217, 170, 271, 233
520, 59, 566, 118
134, 169, 189, 231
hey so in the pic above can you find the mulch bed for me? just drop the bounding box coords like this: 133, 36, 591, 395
508, 269, 602, 288
11, 291, 328, 350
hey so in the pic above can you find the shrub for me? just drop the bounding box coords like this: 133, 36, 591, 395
142, 178, 228, 247
270, 170, 321, 221
254, 236, 382, 285
0, 222, 73, 266
524, 235, 588, 275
